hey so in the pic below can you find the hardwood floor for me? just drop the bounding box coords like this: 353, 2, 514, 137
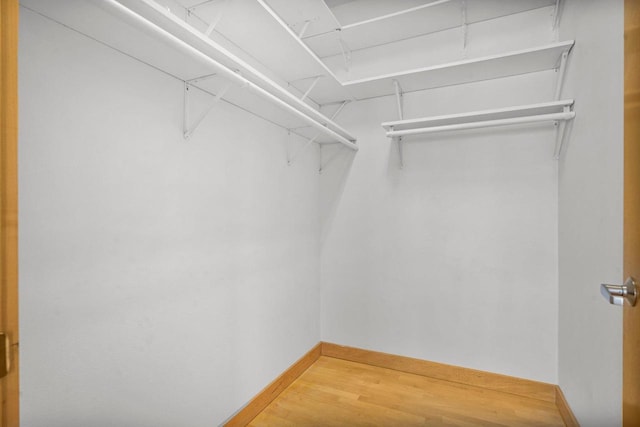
248, 356, 565, 426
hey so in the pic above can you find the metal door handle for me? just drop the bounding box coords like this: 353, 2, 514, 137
601, 277, 637, 306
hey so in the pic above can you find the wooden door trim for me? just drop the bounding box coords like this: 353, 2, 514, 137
0, 0, 20, 425
624, 0, 640, 426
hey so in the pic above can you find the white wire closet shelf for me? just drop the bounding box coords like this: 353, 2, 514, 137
254, 0, 564, 103
343, 40, 575, 100
299, 0, 557, 59
382, 100, 575, 136
182, 0, 352, 106
109, 0, 359, 150
383, 99, 576, 167
22, 0, 576, 158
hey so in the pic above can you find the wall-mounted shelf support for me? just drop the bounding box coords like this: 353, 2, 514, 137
186, 0, 217, 14
186, 73, 217, 84
551, 51, 570, 158
461, 0, 468, 51
203, 0, 231, 37
183, 80, 232, 139
301, 76, 322, 102
289, 132, 320, 166
289, 101, 349, 166
393, 79, 405, 169
393, 80, 404, 120
298, 20, 311, 38
552, 0, 564, 30
338, 36, 352, 72
319, 139, 351, 174
553, 105, 571, 159
554, 51, 569, 100
317, 100, 355, 172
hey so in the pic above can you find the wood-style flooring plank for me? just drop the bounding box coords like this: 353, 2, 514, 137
248, 357, 565, 427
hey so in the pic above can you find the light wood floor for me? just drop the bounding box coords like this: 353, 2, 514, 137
248, 356, 565, 426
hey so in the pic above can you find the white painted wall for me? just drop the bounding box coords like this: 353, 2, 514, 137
19, 8, 320, 427
320, 69, 560, 383
558, 1, 624, 425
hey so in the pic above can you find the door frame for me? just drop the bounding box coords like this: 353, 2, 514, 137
624, 0, 640, 425
0, 0, 20, 425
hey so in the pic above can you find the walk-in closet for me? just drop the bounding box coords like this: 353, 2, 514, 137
8, 0, 631, 425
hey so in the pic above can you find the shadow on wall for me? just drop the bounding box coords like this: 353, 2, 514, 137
319, 142, 357, 248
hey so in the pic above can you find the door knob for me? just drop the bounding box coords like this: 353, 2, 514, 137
601, 277, 637, 306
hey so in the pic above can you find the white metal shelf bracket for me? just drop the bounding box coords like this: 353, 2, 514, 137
337, 35, 352, 72
552, 0, 564, 30
186, 0, 228, 27
461, 0, 468, 52
393, 79, 405, 169
317, 100, 354, 172
393, 80, 404, 120
319, 140, 351, 174
183, 81, 232, 140
298, 20, 311, 38
320, 102, 350, 173
551, 50, 571, 158
554, 51, 569, 100
203, 0, 231, 37
187, 0, 217, 13
289, 101, 349, 167
553, 105, 571, 159
288, 131, 318, 166
301, 76, 322, 102
187, 73, 217, 84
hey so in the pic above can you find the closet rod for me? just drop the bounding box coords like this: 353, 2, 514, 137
385, 111, 575, 137
106, 0, 358, 151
